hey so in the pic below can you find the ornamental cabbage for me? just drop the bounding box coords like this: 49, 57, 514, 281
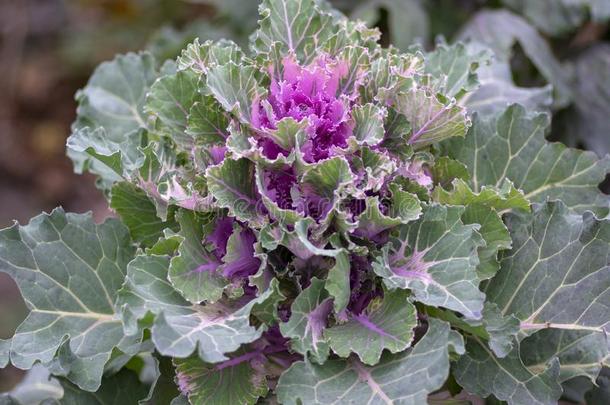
1, 0, 609, 404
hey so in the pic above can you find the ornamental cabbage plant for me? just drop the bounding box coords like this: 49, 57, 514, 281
1, 0, 610, 404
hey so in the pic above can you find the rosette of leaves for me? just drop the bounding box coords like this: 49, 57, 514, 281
1, 0, 609, 404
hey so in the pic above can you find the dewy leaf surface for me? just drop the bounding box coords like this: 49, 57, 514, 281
0, 209, 137, 391
373, 204, 485, 319
325, 289, 417, 365
276, 318, 463, 405
443, 104, 610, 216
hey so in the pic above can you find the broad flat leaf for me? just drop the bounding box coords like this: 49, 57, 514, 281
433, 178, 530, 279
177, 39, 244, 75
0, 364, 63, 404
433, 179, 529, 213
117, 254, 272, 363
168, 210, 226, 304
486, 200, 610, 336
206, 158, 262, 225
458, 10, 572, 107
66, 127, 145, 188
50, 368, 150, 404
393, 87, 470, 149
424, 41, 490, 99
206, 63, 266, 124
351, 0, 428, 51
501, 0, 610, 36
350, 103, 386, 146
1, 339, 9, 368
463, 56, 552, 117
443, 104, 610, 216
0, 208, 137, 391
145, 70, 202, 149
280, 278, 332, 363
326, 289, 417, 365
186, 96, 230, 147
110, 182, 178, 248
373, 204, 485, 319
253, 0, 335, 62
323, 248, 350, 314
140, 356, 181, 405
276, 318, 463, 405
568, 44, 610, 157
454, 337, 562, 405
73, 52, 156, 139
521, 329, 608, 383
174, 351, 268, 405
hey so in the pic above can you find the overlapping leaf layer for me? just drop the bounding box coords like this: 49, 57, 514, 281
1, 0, 608, 404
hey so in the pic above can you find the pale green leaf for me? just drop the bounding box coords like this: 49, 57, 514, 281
168, 210, 227, 304
206, 158, 262, 226
326, 289, 416, 365
175, 352, 268, 405
110, 182, 178, 248
0, 208, 137, 391
373, 204, 485, 319
117, 254, 272, 363
277, 319, 462, 405
206, 63, 266, 124
454, 337, 562, 405
253, 0, 335, 62
443, 104, 610, 216
280, 278, 332, 364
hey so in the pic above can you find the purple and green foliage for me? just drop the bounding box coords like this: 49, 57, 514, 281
1, 0, 609, 404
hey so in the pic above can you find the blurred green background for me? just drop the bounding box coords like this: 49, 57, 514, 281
1, 0, 608, 397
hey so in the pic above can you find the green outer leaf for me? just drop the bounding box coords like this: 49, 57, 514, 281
50, 368, 150, 404
443, 104, 610, 216
168, 210, 227, 304
458, 10, 572, 107
177, 38, 244, 75
350, 103, 386, 146
424, 41, 490, 99
0, 208, 137, 391
110, 182, 178, 248
206, 158, 263, 226
140, 356, 181, 405
393, 87, 470, 149
73, 52, 156, 139
186, 96, 230, 147
323, 249, 350, 314
326, 289, 417, 365
254, 0, 335, 63
117, 254, 271, 363
373, 204, 485, 319
280, 278, 332, 364
1, 339, 9, 368
455, 337, 562, 405
433, 178, 530, 279
206, 63, 266, 124
145, 70, 202, 149
276, 318, 463, 405
487, 200, 610, 335
0, 364, 63, 404
521, 329, 608, 383
175, 352, 268, 405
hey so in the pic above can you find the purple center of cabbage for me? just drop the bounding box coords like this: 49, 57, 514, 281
252, 55, 352, 163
